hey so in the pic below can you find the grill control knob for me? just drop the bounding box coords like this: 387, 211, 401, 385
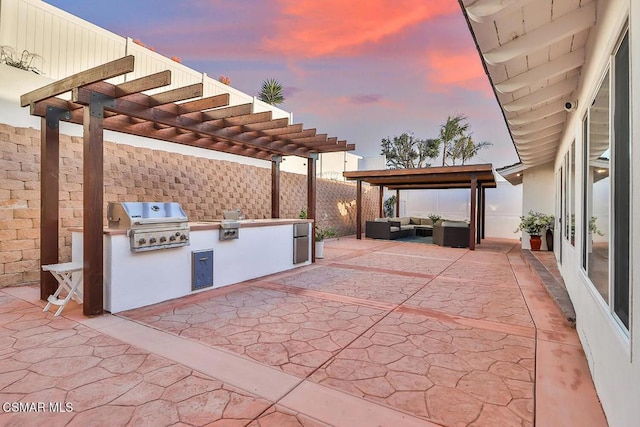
180, 234, 187, 241
175, 232, 181, 236
149, 237, 157, 244
138, 238, 146, 244
159, 236, 167, 243
169, 235, 176, 241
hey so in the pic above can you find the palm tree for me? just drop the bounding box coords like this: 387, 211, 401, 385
449, 134, 492, 165
437, 115, 469, 166
458, 134, 493, 165
259, 78, 285, 106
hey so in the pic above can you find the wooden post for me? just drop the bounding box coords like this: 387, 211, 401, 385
469, 175, 477, 250
356, 179, 362, 239
307, 154, 317, 261
271, 156, 281, 218
83, 93, 112, 316
481, 186, 486, 239
378, 185, 384, 218
40, 107, 69, 300
395, 189, 400, 217
476, 183, 483, 244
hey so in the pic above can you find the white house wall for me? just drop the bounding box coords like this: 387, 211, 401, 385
0, 0, 126, 80
548, 1, 638, 426
521, 163, 555, 250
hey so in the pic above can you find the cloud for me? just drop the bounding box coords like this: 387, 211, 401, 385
425, 49, 492, 95
263, 0, 458, 58
283, 86, 302, 98
343, 94, 384, 105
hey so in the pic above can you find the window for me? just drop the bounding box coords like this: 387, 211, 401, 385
569, 142, 575, 246
564, 152, 570, 241
582, 30, 630, 330
612, 32, 630, 328
584, 69, 610, 302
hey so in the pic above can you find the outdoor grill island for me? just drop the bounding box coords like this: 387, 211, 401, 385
71, 202, 312, 313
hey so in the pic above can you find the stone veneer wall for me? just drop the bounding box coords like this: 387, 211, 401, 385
0, 124, 378, 287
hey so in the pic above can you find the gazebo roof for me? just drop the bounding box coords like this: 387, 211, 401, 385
21, 56, 354, 160
343, 164, 497, 190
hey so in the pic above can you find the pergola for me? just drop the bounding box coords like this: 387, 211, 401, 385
343, 164, 497, 250
21, 56, 353, 316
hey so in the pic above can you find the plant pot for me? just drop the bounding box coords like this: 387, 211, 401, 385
529, 235, 542, 251
546, 229, 554, 252
315, 241, 325, 259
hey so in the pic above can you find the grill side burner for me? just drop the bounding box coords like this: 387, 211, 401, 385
107, 202, 190, 252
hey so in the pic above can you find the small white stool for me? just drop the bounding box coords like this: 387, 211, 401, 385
42, 262, 83, 316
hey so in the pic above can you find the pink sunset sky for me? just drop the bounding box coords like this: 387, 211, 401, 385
46, 0, 518, 166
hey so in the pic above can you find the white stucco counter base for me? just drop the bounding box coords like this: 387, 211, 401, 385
71, 219, 312, 313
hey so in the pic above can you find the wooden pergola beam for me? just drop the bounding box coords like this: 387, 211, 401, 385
21, 56, 135, 107
215, 111, 272, 127
115, 70, 172, 96
261, 124, 304, 136
386, 182, 498, 190
73, 88, 311, 156
149, 83, 203, 106
202, 103, 253, 121
177, 94, 230, 115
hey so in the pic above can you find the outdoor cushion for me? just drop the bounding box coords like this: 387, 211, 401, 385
421, 218, 433, 226
374, 217, 389, 222
390, 226, 400, 232
394, 217, 410, 226
410, 217, 422, 225
442, 221, 469, 228
401, 225, 415, 230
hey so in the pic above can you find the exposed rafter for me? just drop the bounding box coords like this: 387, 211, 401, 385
483, 3, 595, 65
506, 101, 567, 126
466, 0, 536, 23
495, 49, 584, 93
510, 112, 566, 136
503, 78, 578, 112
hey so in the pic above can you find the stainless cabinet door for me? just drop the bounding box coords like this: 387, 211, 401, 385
293, 236, 309, 264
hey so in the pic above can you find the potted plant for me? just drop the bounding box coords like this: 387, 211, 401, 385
0, 46, 41, 74
427, 213, 441, 223
515, 210, 554, 251
315, 224, 337, 258
589, 216, 604, 237
299, 210, 337, 258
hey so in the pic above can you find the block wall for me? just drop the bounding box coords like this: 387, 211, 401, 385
0, 123, 378, 287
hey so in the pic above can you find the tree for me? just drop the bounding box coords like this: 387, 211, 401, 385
258, 78, 284, 105
448, 134, 492, 165
437, 115, 469, 166
380, 132, 440, 169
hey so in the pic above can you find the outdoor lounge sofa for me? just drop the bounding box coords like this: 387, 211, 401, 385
432, 220, 470, 248
365, 217, 434, 240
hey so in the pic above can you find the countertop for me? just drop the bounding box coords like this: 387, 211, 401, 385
70, 218, 313, 235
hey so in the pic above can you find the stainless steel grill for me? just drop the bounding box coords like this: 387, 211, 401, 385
107, 202, 190, 252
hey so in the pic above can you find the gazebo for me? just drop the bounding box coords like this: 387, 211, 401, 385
343, 164, 497, 250
21, 56, 354, 316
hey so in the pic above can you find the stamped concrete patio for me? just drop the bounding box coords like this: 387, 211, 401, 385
0, 237, 607, 426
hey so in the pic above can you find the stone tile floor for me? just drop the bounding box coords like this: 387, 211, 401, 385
0, 237, 607, 426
